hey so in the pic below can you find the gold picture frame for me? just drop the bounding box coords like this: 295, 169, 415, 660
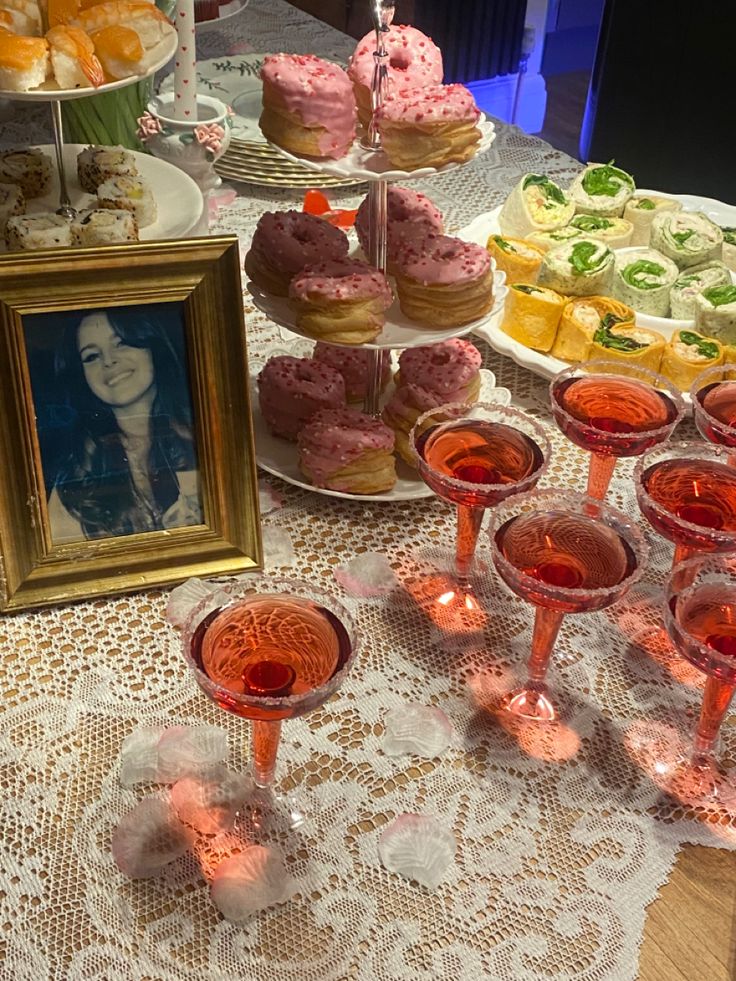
0, 235, 262, 612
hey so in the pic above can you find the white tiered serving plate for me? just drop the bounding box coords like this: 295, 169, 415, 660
0, 35, 177, 100
248, 269, 508, 352
249, 353, 511, 502
266, 114, 496, 183
0, 145, 205, 252
463, 194, 736, 398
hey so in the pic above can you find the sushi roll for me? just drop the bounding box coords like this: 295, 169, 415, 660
567, 213, 633, 249
6, 213, 72, 251
0, 181, 24, 235
650, 211, 723, 269
526, 226, 584, 253
624, 195, 681, 247
551, 296, 635, 363
71, 208, 138, 246
569, 162, 635, 218
97, 175, 156, 228
611, 248, 679, 317
669, 262, 732, 319
537, 238, 614, 297
721, 227, 736, 273
0, 34, 48, 91
499, 283, 567, 353
0, 148, 53, 198
77, 144, 139, 193
660, 329, 724, 390
498, 173, 575, 238
589, 321, 666, 373
694, 285, 736, 344
485, 235, 544, 285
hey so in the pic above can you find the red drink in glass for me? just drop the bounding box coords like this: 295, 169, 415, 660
693, 378, 736, 448
550, 361, 684, 500
673, 582, 736, 685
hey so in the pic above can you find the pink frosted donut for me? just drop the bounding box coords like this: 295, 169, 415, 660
260, 54, 356, 158
290, 257, 393, 306
313, 342, 391, 402
395, 234, 490, 286
399, 339, 482, 402
298, 407, 395, 492
375, 83, 480, 127
355, 186, 444, 271
245, 211, 349, 296
348, 25, 443, 123
257, 355, 346, 441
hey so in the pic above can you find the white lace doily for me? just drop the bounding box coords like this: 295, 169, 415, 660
1, 3, 734, 980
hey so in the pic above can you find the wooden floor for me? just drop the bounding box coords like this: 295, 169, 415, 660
537, 70, 590, 161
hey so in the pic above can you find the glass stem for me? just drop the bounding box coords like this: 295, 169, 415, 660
527, 606, 565, 683
587, 452, 617, 500
692, 676, 735, 761
455, 504, 485, 585
671, 544, 700, 590
251, 719, 282, 788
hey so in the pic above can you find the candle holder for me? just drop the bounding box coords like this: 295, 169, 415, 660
137, 92, 232, 193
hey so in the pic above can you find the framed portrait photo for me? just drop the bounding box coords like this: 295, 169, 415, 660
0, 236, 262, 611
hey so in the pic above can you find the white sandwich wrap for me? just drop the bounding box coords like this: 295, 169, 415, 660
611, 247, 679, 317
650, 210, 724, 269
624, 195, 682, 247
568, 213, 633, 249
537, 238, 614, 296
569, 162, 635, 218
694, 285, 736, 344
669, 262, 732, 319
498, 173, 575, 238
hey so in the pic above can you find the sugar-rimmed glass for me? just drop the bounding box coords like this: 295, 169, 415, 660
631, 555, 736, 806
635, 441, 736, 580
409, 401, 550, 595
690, 362, 736, 453
488, 488, 648, 721
550, 360, 684, 500
181, 576, 358, 832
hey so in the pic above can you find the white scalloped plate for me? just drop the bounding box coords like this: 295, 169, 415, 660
266, 114, 496, 183
248, 345, 510, 501
247, 269, 508, 352
1, 34, 177, 101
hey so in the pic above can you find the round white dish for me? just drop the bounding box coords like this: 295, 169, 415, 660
249, 361, 511, 502
464, 191, 736, 339
196, 0, 250, 28
248, 269, 508, 352
160, 53, 267, 143
267, 114, 496, 183
1, 35, 177, 101
0, 144, 205, 252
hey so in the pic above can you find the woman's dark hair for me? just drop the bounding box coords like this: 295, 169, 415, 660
53, 304, 198, 539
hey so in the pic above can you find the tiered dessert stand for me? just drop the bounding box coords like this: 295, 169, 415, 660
2, 34, 177, 217
248, 0, 507, 501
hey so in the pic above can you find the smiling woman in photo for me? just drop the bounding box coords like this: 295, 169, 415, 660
42, 304, 202, 543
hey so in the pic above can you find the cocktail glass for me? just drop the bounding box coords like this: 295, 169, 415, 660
488, 488, 648, 721
181, 576, 358, 832
690, 363, 736, 459
409, 402, 550, 597
550, 360, 684, 500
642, 554, 736, 806
635, 441, 736, 584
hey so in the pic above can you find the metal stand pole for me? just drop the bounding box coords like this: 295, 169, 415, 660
362, 0, 395, 417
50, 99, 76, 219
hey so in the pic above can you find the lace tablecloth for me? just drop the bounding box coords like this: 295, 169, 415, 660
1, 3, 734, 979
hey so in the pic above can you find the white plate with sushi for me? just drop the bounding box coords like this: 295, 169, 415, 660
246, 268, 508, 352
1, 144, 205, 252
0, 34, 177, 100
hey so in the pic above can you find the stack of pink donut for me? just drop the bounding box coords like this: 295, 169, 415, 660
257, 338, 483, 494
258, 25, 483, 172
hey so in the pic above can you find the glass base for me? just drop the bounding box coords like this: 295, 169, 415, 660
245, 781, 306, 833
501, 682, 559, 722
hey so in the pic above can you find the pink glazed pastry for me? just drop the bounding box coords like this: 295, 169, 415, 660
257, 355, 346, 441
398, 338, 482, 403
354, 185, 444, 273
298, 407, 396, 494
313, 342, 391, 402
348, 24, 443, 126
381, 382, 444, 465
259, 53, 357, 159
374, 83, 482, 171
245, 210, 349, 296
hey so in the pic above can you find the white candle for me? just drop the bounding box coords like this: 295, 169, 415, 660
173, 0, 197, 121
